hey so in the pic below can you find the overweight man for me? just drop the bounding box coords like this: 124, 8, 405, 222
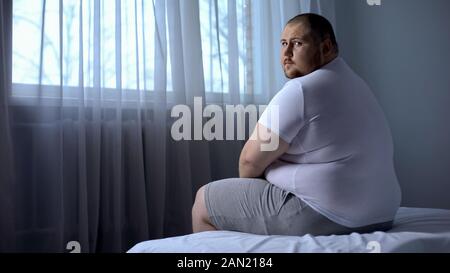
191, 13, 401, 236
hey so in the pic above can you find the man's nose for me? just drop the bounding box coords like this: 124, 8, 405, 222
283, 44, 293, 57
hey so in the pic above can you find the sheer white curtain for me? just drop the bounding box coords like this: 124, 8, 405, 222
0, 0, 335, 252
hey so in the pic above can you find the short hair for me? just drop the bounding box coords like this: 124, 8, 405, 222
287, 13, 339, 53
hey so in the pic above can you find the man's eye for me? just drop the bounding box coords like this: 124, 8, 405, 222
294, 41, 302, 46
281, 42, 287, 47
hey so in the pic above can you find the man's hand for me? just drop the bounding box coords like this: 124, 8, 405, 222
239, 123, 289, 178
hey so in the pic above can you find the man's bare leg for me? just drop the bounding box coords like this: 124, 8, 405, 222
192, 185, 217, 233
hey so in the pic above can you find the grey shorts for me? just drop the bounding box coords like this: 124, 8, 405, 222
204, 178, 393, 236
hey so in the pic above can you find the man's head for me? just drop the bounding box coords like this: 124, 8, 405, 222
281, 13, 339, 79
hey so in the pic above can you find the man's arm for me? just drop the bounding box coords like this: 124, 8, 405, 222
239, 123, 289, 178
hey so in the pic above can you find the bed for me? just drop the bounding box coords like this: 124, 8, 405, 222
128, 207, 450, 253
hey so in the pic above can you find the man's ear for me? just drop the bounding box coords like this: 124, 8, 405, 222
321, 37, 334, 57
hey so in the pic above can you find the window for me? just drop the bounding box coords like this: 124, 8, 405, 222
12, 0, 251, 100
13, 0, 159, 92
199, 0, 249, 94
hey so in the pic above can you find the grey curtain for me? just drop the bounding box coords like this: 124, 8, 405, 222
0, 0, 15, 252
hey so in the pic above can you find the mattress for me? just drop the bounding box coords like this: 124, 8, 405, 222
128, 207, 450, 253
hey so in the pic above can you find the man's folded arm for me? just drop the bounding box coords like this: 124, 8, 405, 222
239, 123, 289, 178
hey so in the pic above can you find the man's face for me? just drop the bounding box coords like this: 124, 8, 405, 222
280, 22, 323, 79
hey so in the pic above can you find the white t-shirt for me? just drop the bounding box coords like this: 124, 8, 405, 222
259, 57, 401, 228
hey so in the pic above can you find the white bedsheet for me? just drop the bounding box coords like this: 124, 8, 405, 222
128, 207, 450, 253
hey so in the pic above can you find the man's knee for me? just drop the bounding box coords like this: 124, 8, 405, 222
192, 185, 208, 218
192, 184, 217, 232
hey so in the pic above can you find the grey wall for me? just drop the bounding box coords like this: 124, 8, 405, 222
335, 0, 450, 209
